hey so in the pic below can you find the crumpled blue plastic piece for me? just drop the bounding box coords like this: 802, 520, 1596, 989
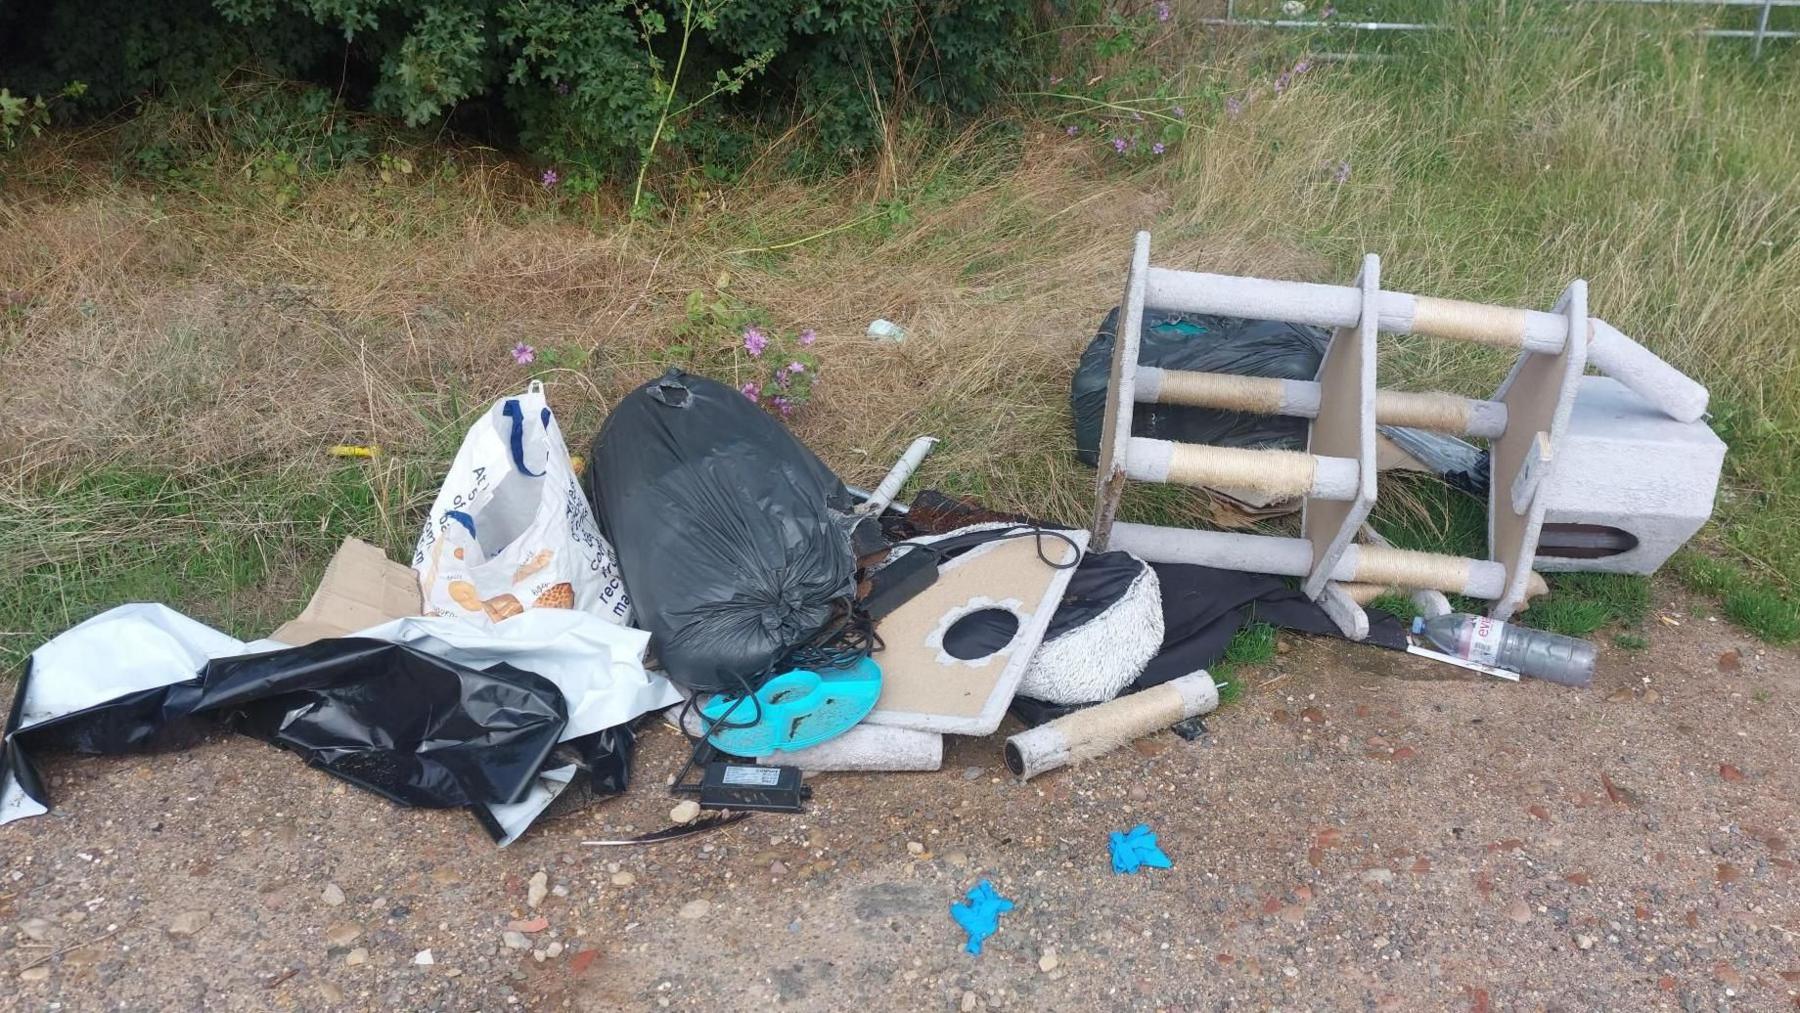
1109, 823, 1173, 874
949, 879, 1014, 954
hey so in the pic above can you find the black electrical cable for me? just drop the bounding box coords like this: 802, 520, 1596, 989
669, 596, 881, 796
891, 523, 1084, 571
668, 524, 1078, 797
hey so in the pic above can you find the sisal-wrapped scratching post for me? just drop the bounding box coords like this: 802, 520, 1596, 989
1004, 673, 1219, 781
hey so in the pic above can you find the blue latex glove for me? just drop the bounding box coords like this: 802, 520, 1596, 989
1109, 823, 1172, 874
949, 879, 1014, 955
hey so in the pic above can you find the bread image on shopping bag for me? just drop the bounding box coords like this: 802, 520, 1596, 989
414, 381, 631, 626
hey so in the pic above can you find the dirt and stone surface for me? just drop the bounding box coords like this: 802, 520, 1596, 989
3, 588, 1797, 1011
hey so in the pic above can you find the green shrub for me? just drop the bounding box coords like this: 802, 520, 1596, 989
0, 0, 1039, 185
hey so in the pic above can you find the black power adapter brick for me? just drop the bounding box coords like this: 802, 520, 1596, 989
697, 762, 811, 813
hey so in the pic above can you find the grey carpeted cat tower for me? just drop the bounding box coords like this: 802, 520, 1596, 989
1090, 231, 1721, 639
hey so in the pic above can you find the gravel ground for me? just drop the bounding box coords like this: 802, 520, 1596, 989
3, 589, 1796, 1012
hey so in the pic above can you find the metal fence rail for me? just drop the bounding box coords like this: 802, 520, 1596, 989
1207, 0, 1797, 58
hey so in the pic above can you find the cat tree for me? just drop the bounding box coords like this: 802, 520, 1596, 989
1090, 231, 1712, 638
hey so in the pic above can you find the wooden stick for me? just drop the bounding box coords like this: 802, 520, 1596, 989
17, 924, 126, 972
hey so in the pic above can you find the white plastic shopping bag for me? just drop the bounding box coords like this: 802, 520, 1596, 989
413, 382, 630, 626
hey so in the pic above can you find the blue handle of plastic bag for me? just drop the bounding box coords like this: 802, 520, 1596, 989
501, 398, 545, 478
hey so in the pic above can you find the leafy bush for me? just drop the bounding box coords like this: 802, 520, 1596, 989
1, 82, 86, 149
1, 0, 1039, 185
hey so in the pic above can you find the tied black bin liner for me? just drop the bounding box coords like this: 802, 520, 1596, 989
1072, 306, 1329, 464
587, 370, 857, 693
4, 638, 568, 811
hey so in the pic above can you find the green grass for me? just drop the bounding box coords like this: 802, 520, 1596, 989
1212, 620, 1279, 705
1612, 633, 1648, 651
1368, 593, 1422, 623
0, 464, 414, 672
1203, 3, 1800, 638
1672, 550, 1800, 643
1529, 572, 1653, 638
1369, 479, 1655, 638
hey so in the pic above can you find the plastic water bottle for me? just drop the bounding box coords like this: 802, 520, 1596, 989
1411, 613, 1596, 687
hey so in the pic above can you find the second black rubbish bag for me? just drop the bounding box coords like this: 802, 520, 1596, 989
586, 370, 858, 693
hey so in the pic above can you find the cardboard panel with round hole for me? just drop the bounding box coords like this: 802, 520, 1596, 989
863, 525, 1089, 735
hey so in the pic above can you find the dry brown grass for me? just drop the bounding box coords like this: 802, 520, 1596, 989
1, 121, 1170, 533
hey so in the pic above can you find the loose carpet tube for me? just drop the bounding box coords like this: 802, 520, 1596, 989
1005, 672, 1219, 780
859, 436, 938, 515
760, 724, 943, 773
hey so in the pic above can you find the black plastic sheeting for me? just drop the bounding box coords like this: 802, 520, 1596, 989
205, 640, 567, 807
587, 370, 858, 693
3, 638, 573, 817
1378, 424, 1490, 497
569, 723, 635, 795
1072, 307, 1329, 464
1141, 562, 1408, 688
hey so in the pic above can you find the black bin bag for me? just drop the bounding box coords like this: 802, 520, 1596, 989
1071, 306, 1330, 464
587, 370, 858, 693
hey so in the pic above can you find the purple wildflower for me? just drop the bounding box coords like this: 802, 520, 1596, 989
1171, 105, 1185, 119
1293, 59, 1313, 75
1332, 160, 1351, 184
741, 381, 762, 401
1111, 136, 1129, 153
1152, 142, 1166, 155
1049, 75, 1063, 86
511, 342, 536, 365
540, 168, 559, 188
771, 395, 794, 417
554, 81, 571, 96
798, 328, 817, 346
1066, 125, 1080, 137
1274, 72, 1290, 95
787, 361, 806, 374
1155, 1, 1171, 22
1225, 95, 1244, 118
743, 325, 768, 357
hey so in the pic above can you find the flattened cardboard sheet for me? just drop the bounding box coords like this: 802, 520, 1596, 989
271, 537, 424, 646
864, 528, 1088, 735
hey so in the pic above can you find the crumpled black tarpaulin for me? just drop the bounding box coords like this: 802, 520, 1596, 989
4, 637, 569, 813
